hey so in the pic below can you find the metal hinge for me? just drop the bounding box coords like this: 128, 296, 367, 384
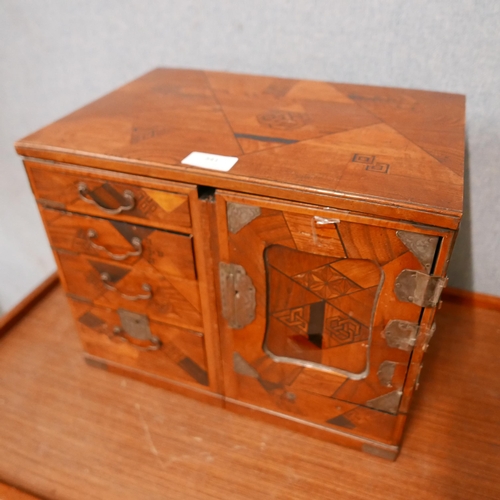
219, 263, 256, 329
395, 270, 448, 308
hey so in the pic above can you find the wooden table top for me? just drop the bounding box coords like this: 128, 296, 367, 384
0, 285, 498, 499
16, 69, 464, 228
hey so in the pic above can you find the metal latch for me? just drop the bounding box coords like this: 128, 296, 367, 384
219, 263, 256, 329
395, 270, 448, 307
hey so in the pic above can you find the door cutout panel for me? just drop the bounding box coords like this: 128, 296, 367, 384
263, 245, 383, 377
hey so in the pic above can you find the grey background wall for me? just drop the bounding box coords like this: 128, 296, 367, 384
1, 0, 499, 314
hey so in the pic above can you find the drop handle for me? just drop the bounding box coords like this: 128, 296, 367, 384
87, 229, 142, 261
100, 272, 153, 301
77, 182, 135, 214
110, 326, 162, 351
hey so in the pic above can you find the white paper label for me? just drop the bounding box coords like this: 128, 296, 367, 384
181, 152, 238, 172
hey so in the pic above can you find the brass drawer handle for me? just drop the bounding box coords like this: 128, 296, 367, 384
110, 326, 162, 351
87, 229, 142, 261
77, 182, 135, 214
100, 272, 152, 301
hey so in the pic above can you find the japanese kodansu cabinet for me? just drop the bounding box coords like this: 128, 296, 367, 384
16, 68, 464, 460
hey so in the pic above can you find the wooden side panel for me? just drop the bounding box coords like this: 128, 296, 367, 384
215, 192, 439, 447
69, 299, 209, 388
26, 162, 192, 231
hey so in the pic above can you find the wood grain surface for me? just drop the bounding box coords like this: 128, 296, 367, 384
16, 69, 465, 229
0, 483, 40, 500
442, 286, 500, 311
0, 285, 498, 499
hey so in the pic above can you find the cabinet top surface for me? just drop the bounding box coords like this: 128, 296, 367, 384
17, 68, 465, 225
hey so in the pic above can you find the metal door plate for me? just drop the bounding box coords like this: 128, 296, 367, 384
219, 263, 256, 329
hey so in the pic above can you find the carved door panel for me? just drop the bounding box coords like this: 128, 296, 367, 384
215, 192, 441, 446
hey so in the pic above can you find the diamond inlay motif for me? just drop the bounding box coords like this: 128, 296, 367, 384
293, 264, 360, 300
264, 244, 381, 375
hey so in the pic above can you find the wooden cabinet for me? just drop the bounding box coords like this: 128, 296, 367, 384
16, 69, 465, 459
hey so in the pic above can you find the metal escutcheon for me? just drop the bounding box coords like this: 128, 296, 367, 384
110, 309, 161, 351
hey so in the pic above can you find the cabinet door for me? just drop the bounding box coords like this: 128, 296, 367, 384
215, 192, 443, 447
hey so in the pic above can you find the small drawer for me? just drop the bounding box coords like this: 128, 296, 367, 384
69, 300, 209, 388
41, 208, 196, 280
26, 160, 192, 231
57, 250, 203, 331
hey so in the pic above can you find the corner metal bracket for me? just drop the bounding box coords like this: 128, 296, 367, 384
397, 231, 439, 273
366, 390, 402, 415
227, 202, 261, 234
395, 270, 448, 307
219, 263, 256, 329
233, 352, 259, 378
383, 320, 419, 351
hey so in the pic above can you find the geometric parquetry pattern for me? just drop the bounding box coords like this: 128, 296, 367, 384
23, 69, 465, 217
222, 203, 434, 443
220, 197, 440, 444
293, 264, 361, 300
265, 245, 381, 373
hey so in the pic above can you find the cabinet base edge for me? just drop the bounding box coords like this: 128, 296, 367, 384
83, 354, 224, 407
224, 397, 400, 461
83, 354, 400, 459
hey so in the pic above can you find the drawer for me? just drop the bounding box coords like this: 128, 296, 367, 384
44, 211, 203, 332
26, 161, 192, 231
57, 251, 203, 331
41, 208, 196, 280
69, 300, 209, 388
